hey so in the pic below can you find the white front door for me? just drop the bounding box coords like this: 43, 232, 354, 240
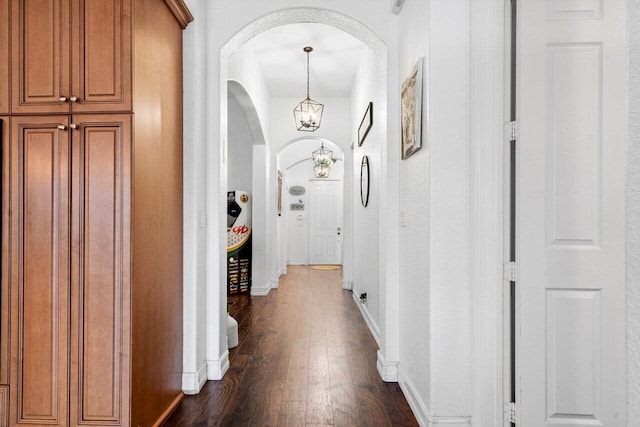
517, 1, 626, 425
308, 180, 342, 265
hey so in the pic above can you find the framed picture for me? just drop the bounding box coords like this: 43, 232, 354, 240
360, 155, 370, 207
401, 58, 424, 159
358, 102, 373, 146
277, 170, 283, 216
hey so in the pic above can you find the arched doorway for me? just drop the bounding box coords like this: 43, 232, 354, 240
276, 138, 347, 274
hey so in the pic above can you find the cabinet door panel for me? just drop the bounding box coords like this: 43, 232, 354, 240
70, 114, 130, 426
11, 0, 70, 114
1, 117, 8, 387
0, 0, 9, 114
10, 116, 70, 427
71, 0, 132, 113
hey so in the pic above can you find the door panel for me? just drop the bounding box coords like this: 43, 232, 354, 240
517, 0, 626, 425
11, 0, 70, 114
0, 0, 9, 114
71, 0, 132, 113
10, 116, 70, 426
69, 114, 130, 426
309, 180, 342, 265
1, 117, 9, 386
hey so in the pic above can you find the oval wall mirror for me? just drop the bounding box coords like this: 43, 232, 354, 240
360, 155, 370, 207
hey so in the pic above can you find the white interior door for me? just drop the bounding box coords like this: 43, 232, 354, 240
517, 1, 626, 425
308, 180, 343, 265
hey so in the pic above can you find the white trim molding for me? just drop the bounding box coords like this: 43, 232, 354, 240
206, 351, 230, 380
352, 291, 380, 346
376, 350, 398, 382
182, 360, 208, 395
399, 368, 472, 427
342, 279, 352, 290
470, 0, 507, 426
250, 281, 272, 296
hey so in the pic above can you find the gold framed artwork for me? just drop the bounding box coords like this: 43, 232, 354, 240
277, 170, 283, 216
401, 58, 424, 160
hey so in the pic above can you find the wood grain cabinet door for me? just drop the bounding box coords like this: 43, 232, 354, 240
9, 115, 71, 427
11, 0, 71, 114
69, 114, 131, 426
71, 0, 132, 113
0, 117, 9, 388
0, 0, 9, 114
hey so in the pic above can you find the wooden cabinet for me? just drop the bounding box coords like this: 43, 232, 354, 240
1, 117, 9, 388
6, 115, 131, 427
0, 1, 8, 114
1, 1, 191, 426
68, 115, 131, 426
8, 116, 71, 427
11, 0, 132, 114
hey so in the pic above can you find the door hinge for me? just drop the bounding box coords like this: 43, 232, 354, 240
503, 261, 517, 282
504, 121, 519, 142
504, 401, 518, 424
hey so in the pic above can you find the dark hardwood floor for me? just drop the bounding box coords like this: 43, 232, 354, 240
163, 265, 418, 427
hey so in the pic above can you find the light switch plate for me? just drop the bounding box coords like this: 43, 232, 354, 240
399, 209, 407, 227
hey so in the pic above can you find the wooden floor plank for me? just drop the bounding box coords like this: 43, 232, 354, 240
163, 265, 417, 427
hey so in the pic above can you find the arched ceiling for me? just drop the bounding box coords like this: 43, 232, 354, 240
241, 22, 367, 98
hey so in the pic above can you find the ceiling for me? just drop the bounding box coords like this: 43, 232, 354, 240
242, 23, 367, 99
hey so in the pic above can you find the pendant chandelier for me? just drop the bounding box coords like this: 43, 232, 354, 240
293, 47, 324, 132
312, 142, 333, 178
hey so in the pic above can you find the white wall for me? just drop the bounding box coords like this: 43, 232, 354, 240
350, 46, 382, 341
286, 161, 310, 265
627, 0, 640, 423
228, 96, 253, 192
396, 0, 432, 416
396, 0, 472, 423
182, 0, 208, 393
229, 45, 272, 142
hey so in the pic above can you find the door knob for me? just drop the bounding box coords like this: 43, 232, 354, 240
70, 96, 79, 102
57, 124, 66, 130
59, 96, 68, 102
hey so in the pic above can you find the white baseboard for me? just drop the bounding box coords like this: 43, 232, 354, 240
251, 282, 271, 296
376, 350, 398, 382
399, 368, 471, 427
342, 280, 352, 290
288, 260, 306, 265
271, 277, 280, 288
206, 351, 229, 380
278, 266, 288, 276
182, 360, 208, 395
351, 291, 380, 346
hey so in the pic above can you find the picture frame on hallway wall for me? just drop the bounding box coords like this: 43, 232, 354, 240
277, 170, 283, 216
401, 57, 424, 160
358, 102, 373, 146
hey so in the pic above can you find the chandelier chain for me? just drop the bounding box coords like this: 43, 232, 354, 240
306, 50, 310, 99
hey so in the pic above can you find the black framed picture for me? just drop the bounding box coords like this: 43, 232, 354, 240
360, 155, 370, 207
358, 102, 373, 146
